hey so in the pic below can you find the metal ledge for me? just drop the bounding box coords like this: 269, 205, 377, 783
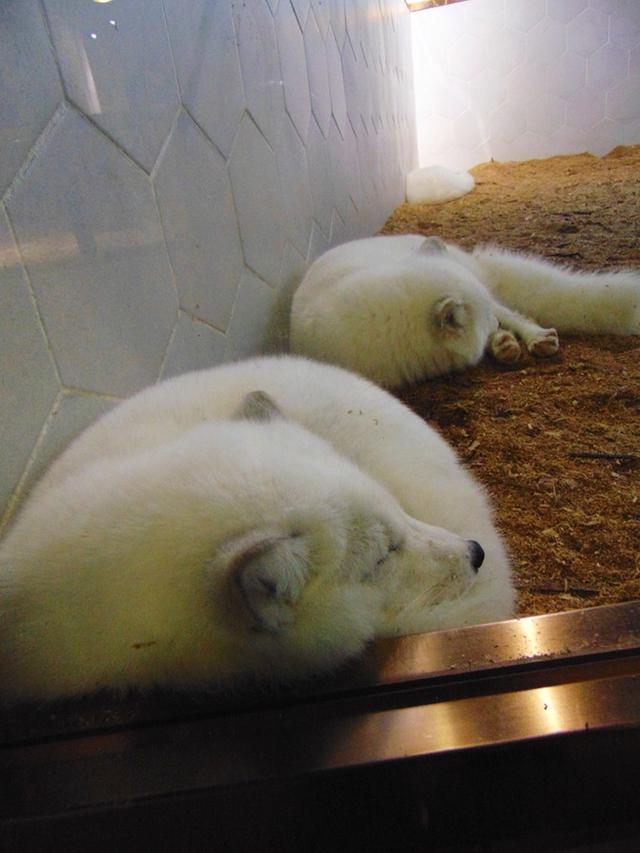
3, 601, 640, 746
1, 601, 640, 837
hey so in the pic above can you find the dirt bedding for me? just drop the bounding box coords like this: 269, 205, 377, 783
382, 145, 640, 617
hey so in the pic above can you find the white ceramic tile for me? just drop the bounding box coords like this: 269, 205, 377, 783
43, 0, 178, 172
163, 0, 245, 159
326, 27, 349, 139
291, 0, 311, 30
304, 8, 332, 138
275, 115, 314, 258
279, 240, 308, 294
15, 392, 117, 513
587, 43, 629, 89
6, 107, 177, 397
341, 116, 364, 212
469, 68, 508, 114
504, 0, 546, 32
610, 11, 640, 51
496, 129, 551, 162
454, 110, 490, 150
233, 0, 286, 148
507, 62, 547, 105
306, 220, 329, 263
547, 51, 587, 98
413, 0, 640, 169
228, 114, 287, 288
0, 205, 59, 518
340, 37, 366, 137
160, 312, 227, 380
329, 208, 348, 246
465, 0, 505, 29
448, 35, 488, 81
305, 115, 335, 235
0, 0, 63, 194
431, 83, 470, 121
490, 101, 527, 143
566, 8, 610, 57
547, 124, 591, 156
546, 0, 588, 23
526, 17, 566, 66
262, 240, 307, 352
225, 268, 276, 361
418, 111, 455, 160
525, 94, 566, 135
620, 117, 640, 145
276, 0, 312, 143
153, 111, 243, 330
565, 85, 607, 129
311, 0, 331, 39
589, 117, 625, 154
606, 74, 640, 123
588, 0, 625, 12
328, 0, 347, 49
327, 119, 352, 222
487, 27, 525, 75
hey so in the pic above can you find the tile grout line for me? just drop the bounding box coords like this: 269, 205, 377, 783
1, 203, 63, 388
0, 389, 65, 537
1, 101, 68, 206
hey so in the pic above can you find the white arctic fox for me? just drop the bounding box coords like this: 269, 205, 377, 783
290, 234, 640, 388
0, 356, 513, 702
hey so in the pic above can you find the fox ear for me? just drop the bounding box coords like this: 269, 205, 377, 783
418, 236, 448, 256
233, 390, 285, 423
224, 532, 310, 634
434, 296, 466, 331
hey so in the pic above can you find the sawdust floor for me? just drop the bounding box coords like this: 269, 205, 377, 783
382, 145, 640, 617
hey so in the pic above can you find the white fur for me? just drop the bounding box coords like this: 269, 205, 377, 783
290, 235, 640, 388
406, 165, 475, 205
0, 356, 513, 702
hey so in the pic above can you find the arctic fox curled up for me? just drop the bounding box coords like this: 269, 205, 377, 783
0, 356, 513, 703
290, 234, 640, 388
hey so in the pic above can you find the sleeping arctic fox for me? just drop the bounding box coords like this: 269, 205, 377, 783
290, 234, 640, 387
0, 356, 513, 702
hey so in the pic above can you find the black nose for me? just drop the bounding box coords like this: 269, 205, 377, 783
468, 540, 484, 572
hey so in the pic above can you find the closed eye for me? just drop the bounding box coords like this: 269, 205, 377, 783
376, 540, 403, 567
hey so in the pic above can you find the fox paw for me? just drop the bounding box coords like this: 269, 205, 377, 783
490, 329, 521, 363
528, 328, 559, 358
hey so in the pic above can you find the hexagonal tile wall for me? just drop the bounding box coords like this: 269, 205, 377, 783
0, 205, 59, 520
413, 0, 640, 170
232, 0, 287, 148
275, 115, 315, 258
0, 0, 62, 195
228, 113, 288, 288
275, 0, 312, 142
153, 111, 244, 330
0, 0, 416, 521
163, 0, 245, 159
160, 311, 227, 380
43, 0, 180, 172
5, 106, 177, 398
305, 8, 333, 138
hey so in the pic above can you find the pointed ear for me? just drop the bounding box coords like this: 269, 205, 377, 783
226, 532, 310, 634
434, 296, 466, 331
233, 390, 286, 423
417, 236, 448, 256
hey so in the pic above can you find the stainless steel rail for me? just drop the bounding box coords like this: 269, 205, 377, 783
2, 601, 640, 849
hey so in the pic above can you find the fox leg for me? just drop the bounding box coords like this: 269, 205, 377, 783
494, 305, 559, 358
